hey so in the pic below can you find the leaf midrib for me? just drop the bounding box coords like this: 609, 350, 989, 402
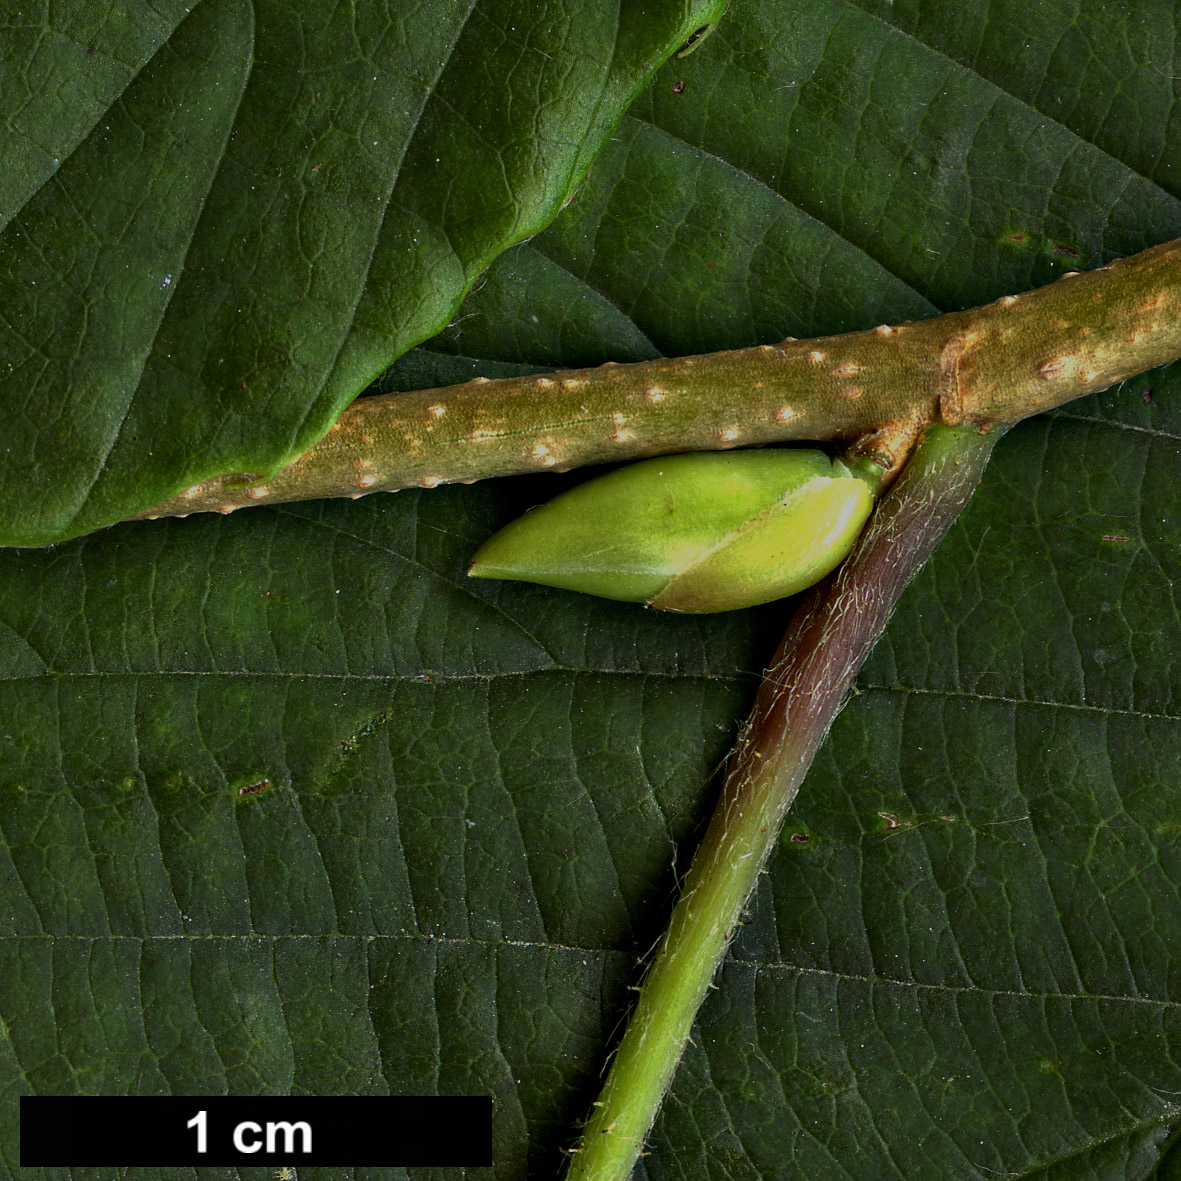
5, 930, 1181, 1015
0, 661, 1177, 724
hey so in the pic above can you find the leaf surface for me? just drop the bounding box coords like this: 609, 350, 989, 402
0, 0, 724, 544
4, 1, 1181, 1179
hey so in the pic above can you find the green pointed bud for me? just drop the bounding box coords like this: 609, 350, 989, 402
469, 450, 877, 613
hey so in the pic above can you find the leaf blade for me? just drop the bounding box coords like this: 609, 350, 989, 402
0, 0, 726, 544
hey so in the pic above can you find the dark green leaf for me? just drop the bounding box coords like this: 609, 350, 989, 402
0, 0, 724, 545
4, 1, 1181, 1179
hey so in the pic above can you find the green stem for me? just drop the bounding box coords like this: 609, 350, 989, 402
131, 238, 1181, 523
564, 423, 1001, 1181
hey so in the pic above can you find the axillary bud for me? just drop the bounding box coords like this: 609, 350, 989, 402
468, 449, 877, 613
